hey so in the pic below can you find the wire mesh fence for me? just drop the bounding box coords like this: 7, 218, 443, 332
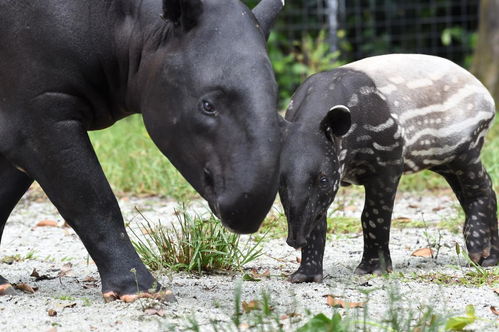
247, 0, 479, 66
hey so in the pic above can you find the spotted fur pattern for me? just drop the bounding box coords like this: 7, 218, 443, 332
280, 54, 497, 283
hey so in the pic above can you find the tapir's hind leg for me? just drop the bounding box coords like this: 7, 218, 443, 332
432, 161, 498, 266
0, 154, 33, 295
355, 174, 401, 275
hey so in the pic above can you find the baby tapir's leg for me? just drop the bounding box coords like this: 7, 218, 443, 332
434, 161, 498, 266
355, 175, 401, 275
288, 216, 326, 283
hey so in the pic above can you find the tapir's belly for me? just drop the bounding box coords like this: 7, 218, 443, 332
344, 54, 496, 173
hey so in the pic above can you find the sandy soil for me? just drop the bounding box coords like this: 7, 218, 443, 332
0, 189, 498, 331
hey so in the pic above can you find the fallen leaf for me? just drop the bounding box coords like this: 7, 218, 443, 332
242, 273, 260, 282
35, 220, 58, 227
58, 263, 73, 278
296, 257, 301, 263
251, 268, 270, 279
13, 282, 38, 294
393, 217, 412, 223
144, 308, 166, 317
242, 300, 260, 313
31, 268, 54, 281
492, 288, 499, 295
411, 248, 434, 257
82, 276, 97, 283
46, 328, 57, 332
408, 204, 419, 209
491, 306, 499, 316
325, 295, 364, 308
280, 312, 301, 320
239, 323, 249, 329
432, 206, 445, 212
47, 309, 57, 317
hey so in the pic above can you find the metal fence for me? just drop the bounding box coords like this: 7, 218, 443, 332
264, 0, 479, 66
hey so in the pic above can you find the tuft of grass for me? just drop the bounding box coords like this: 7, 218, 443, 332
89, 115, 196, 200
130, 206, 264, 273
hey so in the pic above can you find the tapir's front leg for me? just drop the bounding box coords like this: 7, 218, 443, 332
288, 216, 326, 283
4, 97, 169, 302
355, 175, 400, 275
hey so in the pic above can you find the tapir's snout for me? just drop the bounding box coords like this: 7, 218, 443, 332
216, 190, 275, 234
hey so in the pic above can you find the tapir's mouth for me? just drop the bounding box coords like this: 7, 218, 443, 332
287, 212, 326, 249
208, 200, 221, 219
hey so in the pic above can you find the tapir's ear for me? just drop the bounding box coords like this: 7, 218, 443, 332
162, 0, 203, 31
320, 105, 351, 141
253, 0, 285, 40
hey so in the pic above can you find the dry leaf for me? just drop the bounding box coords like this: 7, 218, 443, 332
31, 268, 54, 281
296, 257, 301, 263
242, 300, 260, 313
280, 312, 301, 320
393, 217, 412, 223
251, 268, 270, 279
13, 282, 37, 294
144, 308, 166, 317
411, 248, 434, 257
492, 288, 499, 295
82, 276, 97, 283
432, 206, 444, 212
46, 328, 57, 332
47, 309, 57, 317
36, 220, 58, 227
239, 323, 250, 329
408, 204, 419, 209
58, 263, 73, 278
491, 306, 499, 316
325, 295, 364, 308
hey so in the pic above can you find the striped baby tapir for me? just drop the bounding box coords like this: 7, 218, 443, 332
279, 54, 497, 283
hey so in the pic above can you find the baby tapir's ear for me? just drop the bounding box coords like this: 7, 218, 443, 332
320, 105, 352, 141
162, 0, 203, 31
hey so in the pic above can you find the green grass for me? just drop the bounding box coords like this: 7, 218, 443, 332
129, 206, 264, 273
89, 114, 196, 200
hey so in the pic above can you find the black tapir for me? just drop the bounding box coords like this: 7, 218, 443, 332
279, 54, 498, 283
0, 0, 284, 301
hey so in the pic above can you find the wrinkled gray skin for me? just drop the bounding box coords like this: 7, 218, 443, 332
280, 54, 498, 283
0, 0, 283, 298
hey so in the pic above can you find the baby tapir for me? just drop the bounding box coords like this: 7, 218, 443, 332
279, 54, 498, 283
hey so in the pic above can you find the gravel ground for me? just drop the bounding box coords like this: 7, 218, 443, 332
0, 188, 498, 331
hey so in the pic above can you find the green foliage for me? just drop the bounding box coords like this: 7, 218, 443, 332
89, 115, 196, 199
445, 305, 477, 331
269, 31, 344, 109
130, 206, 264, 273
297, 313, 348, 332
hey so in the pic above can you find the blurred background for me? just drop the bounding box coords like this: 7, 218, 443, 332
88, 0, 498, 199
245, 0, 498, 109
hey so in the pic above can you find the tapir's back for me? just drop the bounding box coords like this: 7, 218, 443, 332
342, 54, 496, 173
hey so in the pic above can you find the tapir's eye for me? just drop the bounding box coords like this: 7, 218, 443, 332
319, 175, 328, 185
200, 100, 217, 116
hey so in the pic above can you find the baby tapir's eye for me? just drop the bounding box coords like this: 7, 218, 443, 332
319, 175, 328, 184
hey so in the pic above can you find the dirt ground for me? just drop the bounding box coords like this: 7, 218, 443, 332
0, 189, 498, 331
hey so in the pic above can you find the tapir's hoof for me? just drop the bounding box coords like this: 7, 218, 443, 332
481, 254, 498, 267
103, 290, 176, 304
354, 262, 392, 276
0, 283, 16, 296
288, 271, 323, 283
468, 247, 492, 266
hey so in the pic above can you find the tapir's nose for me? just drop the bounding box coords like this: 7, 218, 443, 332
216, 191, 274, 234
286, 236, 307, 249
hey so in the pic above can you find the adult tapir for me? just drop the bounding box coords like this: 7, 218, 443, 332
0, 0, 284, 301
279, 54, 497, 283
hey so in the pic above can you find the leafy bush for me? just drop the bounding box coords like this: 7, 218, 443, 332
269, 30, 344, 110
